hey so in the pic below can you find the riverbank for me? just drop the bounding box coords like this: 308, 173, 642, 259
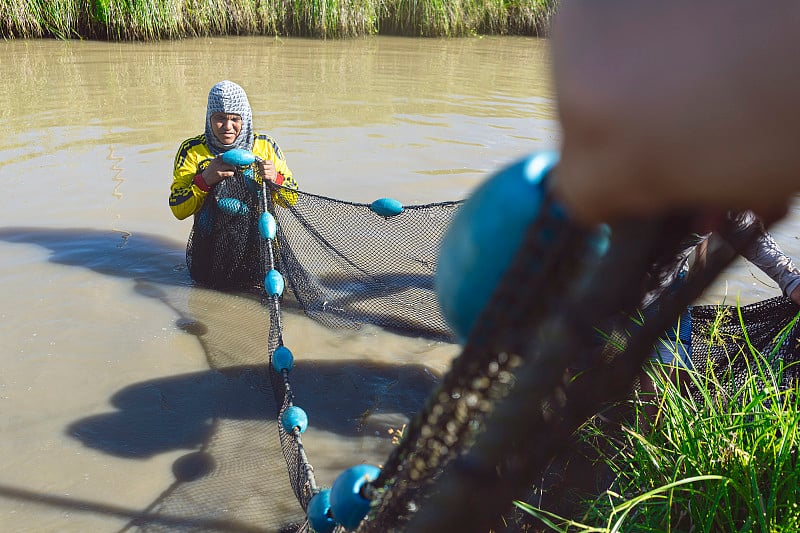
1, 0, 556, 40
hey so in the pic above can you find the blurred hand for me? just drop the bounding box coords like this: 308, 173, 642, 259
550, 1, 800, 226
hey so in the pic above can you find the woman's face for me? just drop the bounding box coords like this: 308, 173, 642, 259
210, 112, 243, 145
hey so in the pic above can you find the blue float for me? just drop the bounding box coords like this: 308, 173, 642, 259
272, 345, 294, 372
196, 207, 213, 235
221, 148, 256, 167
281, 406, 308, 434
329, 464, 380, 530
265, 269, 285, 297
217, 197, 249, 217
243, 166, 261, 195
259, 212, 277, 240
435, 151, 559, 341
370, 197, 404, 217
307, 490, 336, 533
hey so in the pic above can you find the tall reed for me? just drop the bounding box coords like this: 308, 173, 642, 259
0, 0, 556, 39
519, 307, 800, 532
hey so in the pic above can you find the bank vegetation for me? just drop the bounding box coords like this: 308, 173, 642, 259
1, 0, 556, 40
521, 308, 800, 531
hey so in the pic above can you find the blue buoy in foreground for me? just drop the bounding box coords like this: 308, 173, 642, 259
330, 464, 380, 530
370, 197, 404, 217
435, 151, 559, 341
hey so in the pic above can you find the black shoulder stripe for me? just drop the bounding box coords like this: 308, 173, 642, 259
174, 135, 206, 168
256, 133, 285, 160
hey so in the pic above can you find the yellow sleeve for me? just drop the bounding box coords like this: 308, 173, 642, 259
169, 136, 214, 220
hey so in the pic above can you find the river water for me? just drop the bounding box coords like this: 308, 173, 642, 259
0, 36, 797, 532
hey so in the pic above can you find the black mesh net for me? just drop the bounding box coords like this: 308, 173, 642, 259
188, 171, 460, 340
186, 170, 269, 291
691, 295, 800, 395
272, 192, 460, 340
141, 173, 800, 533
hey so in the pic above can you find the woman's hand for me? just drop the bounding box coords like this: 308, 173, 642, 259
259, 158, 278, 183
201, 156, 236, 187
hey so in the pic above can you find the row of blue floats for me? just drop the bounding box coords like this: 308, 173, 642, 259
262, 207, 381, 532
220, 148, 390, 532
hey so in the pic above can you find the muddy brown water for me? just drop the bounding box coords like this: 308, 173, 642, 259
1, 36, 797, 531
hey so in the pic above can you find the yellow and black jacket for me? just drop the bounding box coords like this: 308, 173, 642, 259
170, 132, 298, 220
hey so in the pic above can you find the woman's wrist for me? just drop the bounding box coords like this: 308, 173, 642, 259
193, 172, 211, 191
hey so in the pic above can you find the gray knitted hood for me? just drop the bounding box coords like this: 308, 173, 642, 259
205, 80, 254, 156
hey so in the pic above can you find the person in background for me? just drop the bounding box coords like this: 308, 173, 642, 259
169, 80, 299, 289
169, 79, 298, 221
639, 210, 800, 421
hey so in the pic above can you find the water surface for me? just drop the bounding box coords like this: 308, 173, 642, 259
0, 35, 797, 531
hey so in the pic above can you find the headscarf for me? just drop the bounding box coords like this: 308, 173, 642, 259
205, 80, 254, 155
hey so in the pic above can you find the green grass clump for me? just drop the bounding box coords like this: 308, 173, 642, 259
1, 0, 83, 39
519, 308, 800, 532
0, 0, 557, 40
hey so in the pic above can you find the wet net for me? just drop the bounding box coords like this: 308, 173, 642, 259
168, 166, 800, 532
691, 295, 800, 395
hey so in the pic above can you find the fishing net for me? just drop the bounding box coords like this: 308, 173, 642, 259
691, 295, 800, 395
186, 169, 269, 291
140, 165, 800, 532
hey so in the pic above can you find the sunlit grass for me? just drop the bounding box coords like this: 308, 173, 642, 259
0, 0, 557, 40
519, 305, 800, 532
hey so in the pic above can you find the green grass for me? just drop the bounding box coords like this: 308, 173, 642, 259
0, 0, 557, 40
519, 306, 800, 532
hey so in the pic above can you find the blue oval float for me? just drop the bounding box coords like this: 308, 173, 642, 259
221, 148, 256, 167
330, 464, 381, 530
265, 269, 285, 297
272, 345, 294, 372
281, 406, 308, 434
217, 197, 249, 217
259, 212, 277, 240
435, 151, 559, 341
370, 197, 404, 217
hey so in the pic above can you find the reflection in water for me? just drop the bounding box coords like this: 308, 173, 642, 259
107, 145, 131, 245
0, 37, 554, 143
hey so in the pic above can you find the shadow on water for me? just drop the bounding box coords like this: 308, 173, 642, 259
0, 226, 191, 286
1, 227, 444, 530
66, 360, 438, 459
0, 226, 453, 339
0, 226, 442, 442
